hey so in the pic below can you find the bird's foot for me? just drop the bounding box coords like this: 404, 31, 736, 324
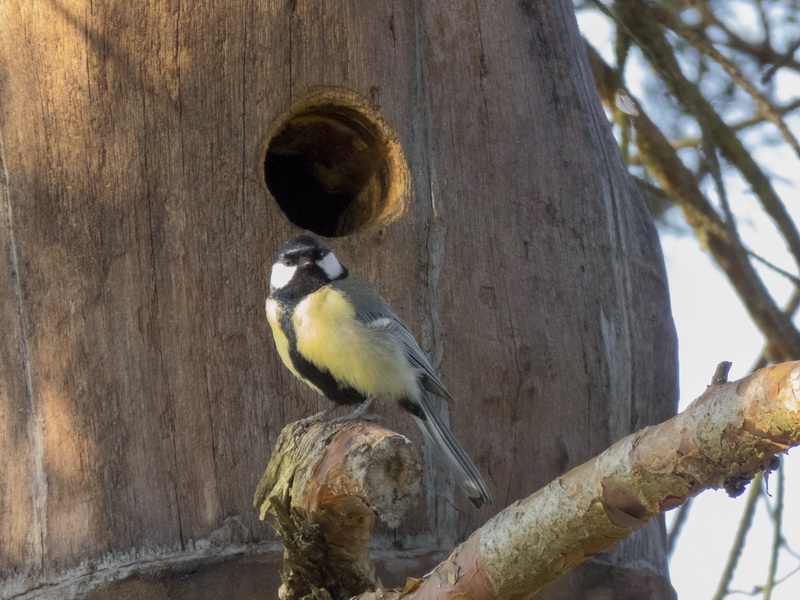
326, 397, 380, 425
294, 405, 337, 429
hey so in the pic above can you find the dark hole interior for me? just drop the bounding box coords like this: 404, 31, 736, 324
264, 105, 391, 237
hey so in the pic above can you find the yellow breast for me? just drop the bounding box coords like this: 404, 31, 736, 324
292, 287, 418, 399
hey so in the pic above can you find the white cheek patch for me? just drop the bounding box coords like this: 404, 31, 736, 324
317, 252, 343, 280
270, 262, 297, 289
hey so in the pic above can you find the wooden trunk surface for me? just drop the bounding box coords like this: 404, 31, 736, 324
0, 1, 677, 597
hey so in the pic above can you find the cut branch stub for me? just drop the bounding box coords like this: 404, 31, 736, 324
254, 419, 422, 600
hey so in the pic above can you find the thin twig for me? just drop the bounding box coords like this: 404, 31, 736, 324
750, 287, 800, 371
762, 465, 784, 600
755, 0, 771, 49
762, 37, 800, 84
598, 0, 800, 360
702, 133, 736, 242
667, 498, 693, 559
608, 0, 800, 274
669, 99, 800, 150
696, 5, 800, 76
745, 250, 800, 286
585, 38, 800, 361
774, 562, 800, 586
664, 14, 800, 162
711, 473, 763, 600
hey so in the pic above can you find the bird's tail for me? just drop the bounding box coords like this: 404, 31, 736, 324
411, 395, 492, 508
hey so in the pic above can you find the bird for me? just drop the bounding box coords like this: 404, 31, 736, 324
265, 234, 492, 508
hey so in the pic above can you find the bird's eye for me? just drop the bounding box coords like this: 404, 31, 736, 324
281, 257, 292, 267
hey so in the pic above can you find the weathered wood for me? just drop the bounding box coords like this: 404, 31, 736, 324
0, 0, 677, 597
254, 419, 421, 600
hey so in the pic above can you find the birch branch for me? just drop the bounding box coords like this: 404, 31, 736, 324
356, 361, 800, 600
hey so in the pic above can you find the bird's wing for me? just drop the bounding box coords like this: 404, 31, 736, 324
330, 278, 489, 507
330, 277, 453, 401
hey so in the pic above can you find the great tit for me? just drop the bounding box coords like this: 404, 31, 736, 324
265, 235, 492, 508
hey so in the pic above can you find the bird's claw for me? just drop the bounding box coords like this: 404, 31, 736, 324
326, 397, 376, 425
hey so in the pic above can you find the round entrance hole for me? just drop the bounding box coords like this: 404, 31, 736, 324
264, 94, 408, 237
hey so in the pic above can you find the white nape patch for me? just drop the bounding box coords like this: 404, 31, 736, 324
270, 262, 297, 289
317, 251, 343, 280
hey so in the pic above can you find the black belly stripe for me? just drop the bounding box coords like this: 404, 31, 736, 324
276, 296, 366, 406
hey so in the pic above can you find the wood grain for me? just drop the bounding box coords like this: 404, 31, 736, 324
0, 1, 677, 597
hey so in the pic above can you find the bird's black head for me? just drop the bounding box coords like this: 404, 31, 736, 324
269, 235, 348, 299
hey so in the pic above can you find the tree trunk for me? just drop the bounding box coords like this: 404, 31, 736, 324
0, 1, 677, 598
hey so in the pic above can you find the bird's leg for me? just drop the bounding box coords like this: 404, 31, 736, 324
327, 397, 379, 424
291, 405, 339, 442
296, 404, 338, 428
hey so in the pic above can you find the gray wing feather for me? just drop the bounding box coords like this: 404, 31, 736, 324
331, 277, 452, 401
412, 398, 492, 507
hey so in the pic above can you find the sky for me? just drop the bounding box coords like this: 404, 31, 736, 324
576, 8, 800, 599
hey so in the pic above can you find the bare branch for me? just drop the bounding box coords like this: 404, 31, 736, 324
613, 0, 800, 273
761, 37, 800, 83
750, 285, 800, 378
585, 41, 800, 361
669, 99, 800, 150
354, 361, 800, 599
660, 9, 800, 162
696, 3, 800, 75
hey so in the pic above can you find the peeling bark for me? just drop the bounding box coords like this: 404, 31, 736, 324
343, 361, 800, 599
